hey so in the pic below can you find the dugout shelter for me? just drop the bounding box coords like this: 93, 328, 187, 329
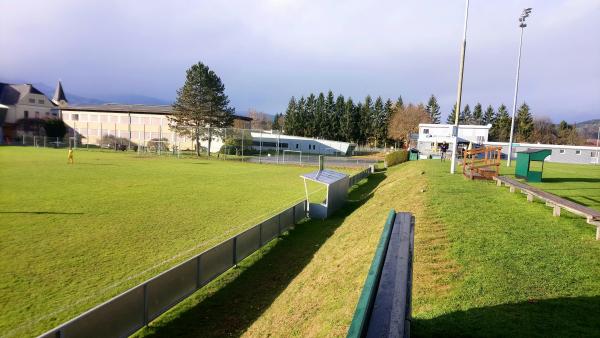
301, 169, 349, 219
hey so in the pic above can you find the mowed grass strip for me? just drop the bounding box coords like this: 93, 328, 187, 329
136, 160, 598, 337
413, 161, 600, 337
0, 147, 334, 337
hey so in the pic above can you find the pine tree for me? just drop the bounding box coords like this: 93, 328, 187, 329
295, 96, 306, 136
447, 103, 458, 124
395, 96, 404, 110
383, 98, 393, 146
461, 104, 472, 124
472, 103, 483, 125
304, 94, 316, 137
515, 102, 533, 142
372, 97, 386, 147
170, 61, 235, 156
272, 113, 282, 131
323, 90, 336, 139
483, 105, 495, 125
315, 92, 326, 138
358, 96, 373, 144
283, 97, 297, 134
425, 95, 441, 123
494, 104, 511, 141
333, 94, 345, 140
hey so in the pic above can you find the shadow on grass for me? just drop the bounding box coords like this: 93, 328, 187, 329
413, 296, 600, 338
138, 172, 387, 337
542, 177, 600, 183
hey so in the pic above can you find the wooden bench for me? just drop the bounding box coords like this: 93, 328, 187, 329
347, 211, 415, 338
494, 176, 600, 240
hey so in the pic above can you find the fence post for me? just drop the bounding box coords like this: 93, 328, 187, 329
278, 213, 282, 236
196, 255, 202, 289
259, 222, 263, 246
143, 284, 149, 326
241, 129, 244, 162
259, 130, 262, 164
232, 236, 238, 265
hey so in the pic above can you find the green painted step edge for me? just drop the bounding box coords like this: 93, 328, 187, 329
347, 209, 396, 338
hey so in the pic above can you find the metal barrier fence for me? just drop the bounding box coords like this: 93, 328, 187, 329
349, 166, 373, 186
39, 200, 307, 338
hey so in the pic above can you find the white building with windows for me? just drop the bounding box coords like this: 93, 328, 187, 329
0, 82, 59, 140
417, 123, 492, 156
484, 142, 599, 165
249, 131, 354, 155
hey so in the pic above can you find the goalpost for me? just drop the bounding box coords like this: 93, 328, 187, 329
283, 150, 302, 165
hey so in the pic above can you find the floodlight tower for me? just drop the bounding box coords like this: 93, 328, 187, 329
507, 7, 532, 167
450, 0, 470, 174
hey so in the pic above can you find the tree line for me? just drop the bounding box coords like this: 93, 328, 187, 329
281, 92, 584, 147
283, 91, 398, 147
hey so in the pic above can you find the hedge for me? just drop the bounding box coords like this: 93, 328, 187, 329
384, 150, 408, 167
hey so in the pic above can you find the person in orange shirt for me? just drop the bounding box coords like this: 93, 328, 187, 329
67, 148, 74, 164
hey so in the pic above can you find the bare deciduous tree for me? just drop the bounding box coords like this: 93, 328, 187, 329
388, 103, 431, 148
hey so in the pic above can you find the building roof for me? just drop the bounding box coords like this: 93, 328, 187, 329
301, 169, 348, 185
53, 81, 68, 103
419, 123, 492, 129
0, 83, 47, 105
62, 103, 252, 121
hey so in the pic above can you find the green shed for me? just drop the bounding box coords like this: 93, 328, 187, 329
408, 148, 419, 161
515, 149, 552, 182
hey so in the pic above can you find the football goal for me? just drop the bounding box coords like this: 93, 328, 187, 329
283, 150, 303, 164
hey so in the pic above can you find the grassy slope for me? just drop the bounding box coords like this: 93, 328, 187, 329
137, 160, 599, 337
0, 147, 333, 337
415, 160, 600, 337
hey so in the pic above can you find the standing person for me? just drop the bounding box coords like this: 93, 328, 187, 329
67, 147, 74, 164
440, 142, 449, 162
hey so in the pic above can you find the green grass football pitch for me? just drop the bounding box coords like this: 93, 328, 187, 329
0, 146, 340, 337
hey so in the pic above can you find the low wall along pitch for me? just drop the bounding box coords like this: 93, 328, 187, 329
39, 169, 373, 338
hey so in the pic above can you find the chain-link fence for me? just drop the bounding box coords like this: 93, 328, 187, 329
7, 125, 380, 168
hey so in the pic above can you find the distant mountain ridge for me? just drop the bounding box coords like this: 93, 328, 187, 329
0, 78, 171, 106
576, 119, 600, 140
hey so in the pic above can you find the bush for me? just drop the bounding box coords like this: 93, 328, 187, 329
100, 135, 136, 150
147, 138, 169, 152
44, 119, 67, 138
384, 150, 408, 167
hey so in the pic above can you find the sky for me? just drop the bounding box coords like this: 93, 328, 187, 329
1, 0, 599, 123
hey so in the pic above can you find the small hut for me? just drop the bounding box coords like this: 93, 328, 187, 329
300, 169, 349, 219
515, 149, 552, 182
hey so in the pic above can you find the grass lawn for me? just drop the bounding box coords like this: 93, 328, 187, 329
133, 159, 599, 337
0, 147, 341, 337
499, 161, 600, 211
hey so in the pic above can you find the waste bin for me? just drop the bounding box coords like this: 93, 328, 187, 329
409, 148, 419, 161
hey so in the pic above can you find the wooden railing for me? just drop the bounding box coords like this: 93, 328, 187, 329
462, 146, 502, 180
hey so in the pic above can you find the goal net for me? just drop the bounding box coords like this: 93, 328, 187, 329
283, 150, 303, 164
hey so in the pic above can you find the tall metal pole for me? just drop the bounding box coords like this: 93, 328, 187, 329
507, 26, 525, 167
596, 126, 599, 165
450, 0, 470, 174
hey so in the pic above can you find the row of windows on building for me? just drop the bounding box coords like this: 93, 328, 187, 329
28, 98, 45, 104
64, 113, 166, 125
250, 141, 318, 150
23, 110, 55, 119
72, 128, 181, 141
558, 149, 597, 157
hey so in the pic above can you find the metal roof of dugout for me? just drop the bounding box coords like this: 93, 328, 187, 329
300, 168, 349, 219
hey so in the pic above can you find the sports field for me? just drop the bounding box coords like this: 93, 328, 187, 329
132, 159, 599, 337
0, 147, 339, 337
